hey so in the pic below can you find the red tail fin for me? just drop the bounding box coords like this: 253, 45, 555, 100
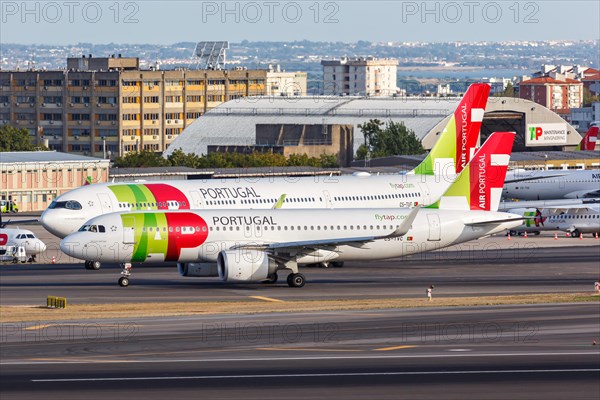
577, 126, 598, 151
454, 83, 490, 173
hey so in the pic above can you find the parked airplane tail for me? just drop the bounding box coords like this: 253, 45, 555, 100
410, 83, 490, 176
575, 126, 598, 151
428, 131, 515, 212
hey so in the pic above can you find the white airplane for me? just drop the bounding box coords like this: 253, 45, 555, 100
59, 132, 521, 287
505, 203, 600, 237
41, 83, 491, 248
503, 169, 600, 200
0, 227, 47, 262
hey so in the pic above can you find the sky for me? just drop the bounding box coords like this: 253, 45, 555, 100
0, 0, 599, 44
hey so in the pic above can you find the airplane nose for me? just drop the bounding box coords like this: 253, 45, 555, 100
38, 241, 47, 253
40, 210, 71, 238
60, 236, 80, 258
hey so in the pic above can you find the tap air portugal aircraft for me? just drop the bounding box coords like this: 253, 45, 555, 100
41, 83, 490, 248
502, 201, 600, 237
502, 169, 600, 200
60, 132, 519, 288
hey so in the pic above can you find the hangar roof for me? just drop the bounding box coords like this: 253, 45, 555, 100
164, 96, 465, 156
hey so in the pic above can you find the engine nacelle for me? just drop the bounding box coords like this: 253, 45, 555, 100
217, 249, 277, 282
177, 262, 219, 277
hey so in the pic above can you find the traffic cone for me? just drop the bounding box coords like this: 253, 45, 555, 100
580, 233, 583, 240
595, 232, 598, 240
593, 340, 597, 346
507, 232, 511, 240
554, 233, 558, 240
524, 231, 528, 238
566, 232, 571, 237
51, 256, 56, 264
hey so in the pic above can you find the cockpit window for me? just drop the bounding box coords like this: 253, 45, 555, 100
26, 234, 35, 238
48, 200, 82, 210
78, 225, 105, 233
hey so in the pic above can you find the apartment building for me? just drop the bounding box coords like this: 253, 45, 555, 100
321, 57, 398, 96
0, 56, 267, 157
518, 76, 583, 116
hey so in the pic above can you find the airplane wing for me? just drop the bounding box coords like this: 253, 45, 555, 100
232, 206, 420, 252
464, 217, 527, 226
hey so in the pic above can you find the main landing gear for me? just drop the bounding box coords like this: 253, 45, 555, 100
118, 263, 132, 287
287, 273, 305, 288
84, 260, 101, 270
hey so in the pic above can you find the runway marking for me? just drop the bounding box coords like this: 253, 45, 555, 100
31, 369, 600, 383
4, 351, 599, 365
257, 347, 361, 352
374, 345, 416, 351
249, 296, 284, 303
24, 324, 129, 331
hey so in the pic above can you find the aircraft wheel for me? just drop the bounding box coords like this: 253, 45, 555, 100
84, 261, 91, 270
571, 229, 580, 238
118, 276, 130, 287
287, 273, 305, 288
265, 273, 278, 284
90, 261, 101, 270
331, 262, 344, 268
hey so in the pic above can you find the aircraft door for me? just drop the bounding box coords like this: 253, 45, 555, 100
417, 183, 431, 206
427, 214, 441, 241
98, 193, 113, 213
122, 216, 136, 244
322, 191, 333, 208
190, 191, 204, 208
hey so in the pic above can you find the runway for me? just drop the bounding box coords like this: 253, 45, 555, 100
1, 304, 599, 399
1, 241, 599, 305
2, 223, 599, 398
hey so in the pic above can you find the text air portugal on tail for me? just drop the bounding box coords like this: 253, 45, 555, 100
429, 131, 515, 212
410, 83, 490, 176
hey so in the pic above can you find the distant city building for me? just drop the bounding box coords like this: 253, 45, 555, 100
518, 76, 583, 117
484, 78, 513, 95
265, 65, 307, 97
570, 102, 600, 131
0, 151, 109, 212
582, 71, 600, 96
321, 57, 398, 96
533, 65, 599, 81
436, 84, 452, 96
0, 56, 268, 157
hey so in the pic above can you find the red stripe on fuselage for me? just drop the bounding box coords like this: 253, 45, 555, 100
164, 213, 209, 261
145, 184, 190, 210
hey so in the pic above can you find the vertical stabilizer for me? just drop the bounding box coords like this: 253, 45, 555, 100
410, 83, 490, 176
576, 126, 598, 151
429, 132, 515, 212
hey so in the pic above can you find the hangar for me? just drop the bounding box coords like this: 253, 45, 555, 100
165, 95, 582, 158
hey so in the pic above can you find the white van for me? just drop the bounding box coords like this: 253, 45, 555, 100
0, 246, 27, 263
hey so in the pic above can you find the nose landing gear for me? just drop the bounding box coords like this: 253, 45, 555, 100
118, 263, 132, 287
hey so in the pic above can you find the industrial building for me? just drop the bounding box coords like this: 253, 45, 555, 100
0, 56, 306, 158
0, 151, 109, 212
165, 94, 583, 164
321, 57, 398, 96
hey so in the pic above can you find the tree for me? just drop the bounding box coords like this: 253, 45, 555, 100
583, 87, 599, 107
356, 119, 424, 159
0, 125, 40, 151
113, 150, 169, 168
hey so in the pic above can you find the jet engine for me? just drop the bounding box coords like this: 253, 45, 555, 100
217, 249, 278, 282
177, 262, 219, 277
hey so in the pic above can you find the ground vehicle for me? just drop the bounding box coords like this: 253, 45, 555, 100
0, 200, 18, 213
0, 245, 27, 263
